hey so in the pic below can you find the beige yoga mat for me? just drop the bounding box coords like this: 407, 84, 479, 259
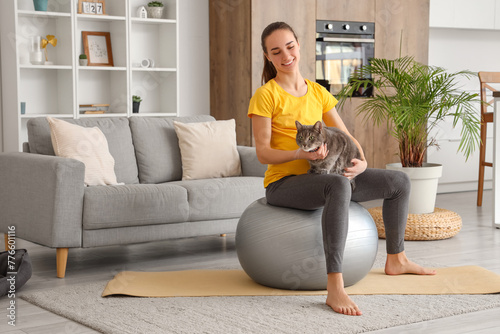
102, 266, 500, 297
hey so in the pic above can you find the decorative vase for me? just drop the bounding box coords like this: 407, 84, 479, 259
79, 59, 88, 66
132, 101, 140, 113
29, 36, 44, 65
147, 7, 163, 19
386, 163, 443, 214
33, 0, 48, 11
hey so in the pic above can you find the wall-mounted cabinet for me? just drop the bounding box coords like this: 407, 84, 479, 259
316, 0, 375, 22
0, 0, 179, 152
430, 0, 500, 30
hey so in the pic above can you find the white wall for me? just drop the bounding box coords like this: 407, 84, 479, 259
177, 0, 210, 117
0, 22, 3, 153
428, 27, 500, 193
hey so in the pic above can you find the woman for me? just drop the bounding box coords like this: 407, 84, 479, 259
248, 22, 436, 316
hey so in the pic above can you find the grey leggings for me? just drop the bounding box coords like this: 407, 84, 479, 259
265, 168, 410, 273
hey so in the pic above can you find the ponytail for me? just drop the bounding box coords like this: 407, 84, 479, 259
261, 54, 277, 85
260, 21, 298, 85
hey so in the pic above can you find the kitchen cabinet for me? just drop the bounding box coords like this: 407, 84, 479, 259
316, 0, 375, 22
430, 0, 497, 30
335, 0, 430, 168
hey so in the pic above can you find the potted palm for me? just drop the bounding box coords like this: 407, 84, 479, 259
337, 56, 480, 214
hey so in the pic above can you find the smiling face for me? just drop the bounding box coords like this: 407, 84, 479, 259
264, 29, 300, 75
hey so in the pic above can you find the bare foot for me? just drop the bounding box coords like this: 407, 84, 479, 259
385, 251, 437, 276
325, 273, 362, 316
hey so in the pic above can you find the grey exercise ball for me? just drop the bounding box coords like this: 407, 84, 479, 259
236, 198, 378, 290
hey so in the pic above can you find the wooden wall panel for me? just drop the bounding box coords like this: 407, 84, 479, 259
337, 98, 375, 166
317, 0, 375, 22
375, 0, 430, 63
209, 0, 252, 145
367, 0, 430, 167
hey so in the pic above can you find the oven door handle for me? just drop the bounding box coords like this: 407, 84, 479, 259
317, 37, 375, 43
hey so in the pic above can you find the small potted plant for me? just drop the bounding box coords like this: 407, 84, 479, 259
79, 54, 88, 66
132, 95, 142, 113
147, 1, 164, 19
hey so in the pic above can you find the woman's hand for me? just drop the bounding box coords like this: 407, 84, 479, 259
344, 159, 367, 180
300, 143, 329, 161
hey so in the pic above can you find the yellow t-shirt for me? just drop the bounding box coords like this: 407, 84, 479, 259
248, 79, 338, 187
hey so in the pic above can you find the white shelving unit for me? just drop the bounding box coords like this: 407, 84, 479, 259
0, 0, 179, 152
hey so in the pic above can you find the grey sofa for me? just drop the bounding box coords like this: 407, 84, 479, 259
0, 115, 266, 278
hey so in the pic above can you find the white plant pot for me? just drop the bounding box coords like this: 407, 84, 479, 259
79, 59, 88, 66
147, 7, 163, 19
386, 162, 443, 214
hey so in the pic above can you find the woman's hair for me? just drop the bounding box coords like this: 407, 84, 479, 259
261, 22, 299, 85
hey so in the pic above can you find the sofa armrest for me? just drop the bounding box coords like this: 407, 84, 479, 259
237, 146, 267, 177
0, 152, 85, 248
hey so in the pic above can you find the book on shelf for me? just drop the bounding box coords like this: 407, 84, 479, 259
82, 110, 106, 114
79, 104, 109, 114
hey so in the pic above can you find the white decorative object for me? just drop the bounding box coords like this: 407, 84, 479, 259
137, 6, 147, 18
140, 58, 155, 68
386, 163, 443, 214
79, 59, 88, 66
147, 6, 163, 19
29, 36, 44, 65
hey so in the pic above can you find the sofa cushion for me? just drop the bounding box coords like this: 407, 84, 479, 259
83, 184, 189, 230
47, 117, 118, 186
129, 115, 215, 184
27, 117, 139, 184
174, 119, 242, 180
170, 177, 265, 222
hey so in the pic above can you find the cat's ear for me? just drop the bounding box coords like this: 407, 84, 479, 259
295, 120, 303, 130
313, 121, 323, 133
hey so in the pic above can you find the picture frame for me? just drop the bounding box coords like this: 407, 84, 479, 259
82, 31, 114, 67
78, 0, 106, 15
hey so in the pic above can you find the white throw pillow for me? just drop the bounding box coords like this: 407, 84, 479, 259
173, 119, 242, 180
47, 117, 118, 186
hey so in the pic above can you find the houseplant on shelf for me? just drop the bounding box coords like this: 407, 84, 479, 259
79, 54, 88, 66
147, 1, 164, 19
337, 55, 480, 214
132, 95, 142, 113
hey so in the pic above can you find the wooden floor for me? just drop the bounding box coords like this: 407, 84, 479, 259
1, 190, 499, 333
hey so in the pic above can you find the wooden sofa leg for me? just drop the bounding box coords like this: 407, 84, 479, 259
56, 248, 69, 278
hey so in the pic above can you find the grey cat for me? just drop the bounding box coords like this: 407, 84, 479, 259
295, 120, 361, 187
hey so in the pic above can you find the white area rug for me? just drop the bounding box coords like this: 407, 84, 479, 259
21, 279, 500, 334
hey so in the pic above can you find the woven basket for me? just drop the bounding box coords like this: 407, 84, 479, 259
368, 207, 462, 241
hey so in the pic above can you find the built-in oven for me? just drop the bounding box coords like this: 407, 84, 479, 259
316, 20, 375, 96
